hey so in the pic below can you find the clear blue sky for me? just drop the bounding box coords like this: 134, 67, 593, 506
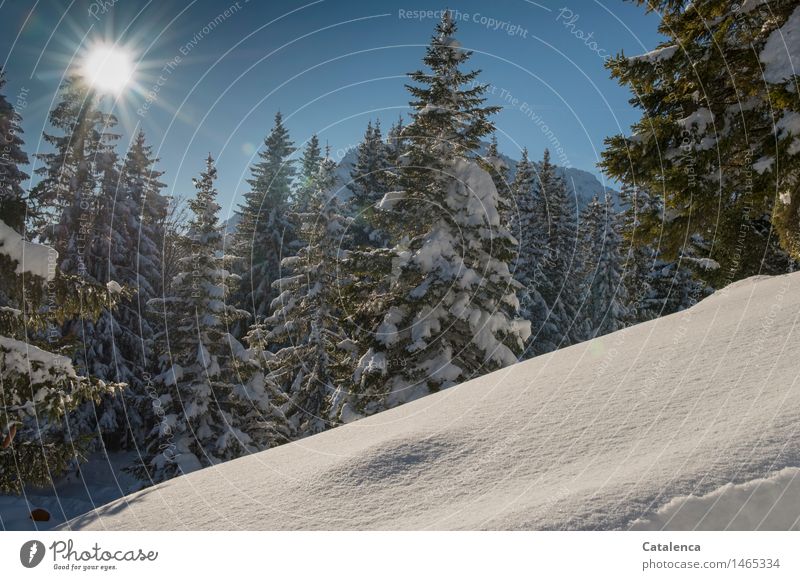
0, 0, 665, 219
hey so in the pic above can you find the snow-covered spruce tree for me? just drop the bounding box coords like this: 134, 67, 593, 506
386, 115, 407, 165
69, 128, 126, 446
648, 257, 705, 316
0, 75, 121, 491
30, 76, 117, 275
232, 321, 292, 447
82, 132, 169, 448
295, 133, 322, 212
86, 127, 122, 284
25, 75, 130, 450
509, 148, 536, 276
262, 153, 354, 436
602, 0, 800, 287
114, 132, 169, 444
528, 149, 582, 354
508, 148, 549, 357
482, 136, 513, 229
577, 196, 629, 339
0, 70, 28, 233
617, 185, 704, 323
0, 227, 120, 493
347, 11, 530, 416
349, 120, 391, 247
234, 112, 296, 319
118, 131, 169, 310
138, 156, 251, 482
160, 196, 190, 300
616, 184, 657, 324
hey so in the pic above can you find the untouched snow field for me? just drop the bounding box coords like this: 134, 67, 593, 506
63, 273, 800, 530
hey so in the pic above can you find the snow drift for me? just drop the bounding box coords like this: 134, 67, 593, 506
631, 467, 800, 531
63, 273, 800, 530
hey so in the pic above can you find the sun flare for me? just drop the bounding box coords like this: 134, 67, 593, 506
82, 44, 134, 94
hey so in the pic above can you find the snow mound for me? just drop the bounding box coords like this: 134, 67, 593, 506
760, 5, 800, 85
106, 280, 123, 294
0, 219, 56, 281
0, 335, 79, 382
631, 468, 800, 531
63, 273, 800, 530
632, 45, 677, 62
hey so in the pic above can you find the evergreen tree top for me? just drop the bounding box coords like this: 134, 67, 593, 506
189, 155, 222, 238
301, 133, 322, 178
40, 75, 118, 136
263, 112, 295, 157
316, 151, 338, 200
123, 131, 166, 188
404, 10, 499, 155
536, 148, 563, 193
0, 70, 29, 209
486, 136, 500, 158
512, 148, 533, 190
388, 116, 405, 139
246, 111, 296, 202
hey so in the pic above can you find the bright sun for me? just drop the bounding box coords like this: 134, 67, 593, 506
82, 45, 134, 94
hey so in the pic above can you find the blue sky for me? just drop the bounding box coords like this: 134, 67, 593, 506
0, 0, 664, 218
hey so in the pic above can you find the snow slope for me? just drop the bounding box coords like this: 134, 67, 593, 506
63, 273, 800, 530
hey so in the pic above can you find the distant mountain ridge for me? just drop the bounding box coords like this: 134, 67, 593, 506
224, 145, 619, 234
334, 142, 620, 208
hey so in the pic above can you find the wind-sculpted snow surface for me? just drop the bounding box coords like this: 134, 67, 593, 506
64, 273, 800, 530
631, 467, 800, 530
